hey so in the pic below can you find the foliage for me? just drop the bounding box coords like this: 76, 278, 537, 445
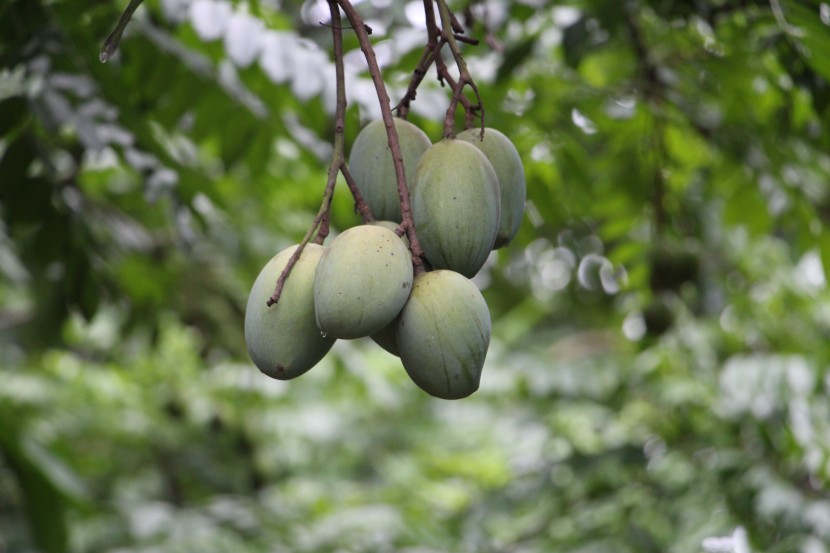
2, 0, 830, 551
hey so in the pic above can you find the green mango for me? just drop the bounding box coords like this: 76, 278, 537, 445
457, 127, 526, 248
349, 118, 432, 222
411, 139, 500, 277
396, 270, 491, 399
314, 225, 413, 339
244, 244, 335, 380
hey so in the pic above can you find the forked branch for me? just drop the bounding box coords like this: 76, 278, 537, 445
435, 0, 484, 136
395, 0, 480, 127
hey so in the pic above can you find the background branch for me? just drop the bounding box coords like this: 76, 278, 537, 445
100, 0, 145, 62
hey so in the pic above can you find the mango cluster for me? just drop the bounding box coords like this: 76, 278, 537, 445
244, 118, 525, 399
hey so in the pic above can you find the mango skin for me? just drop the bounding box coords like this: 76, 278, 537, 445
457, 128, 526, 248
396, 270, 491, 400
314, 225, 413, 339
349, 118, 432, 222
244, 244, 335, 380
411, 139, 500, 278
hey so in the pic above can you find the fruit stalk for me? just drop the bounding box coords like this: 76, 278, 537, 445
336, 0, 426, 274
267, 172, 337, 307
340, 163, 374, 224
316, 0, 349, 244
327, 0, 375, 226
267, 1, 356, 306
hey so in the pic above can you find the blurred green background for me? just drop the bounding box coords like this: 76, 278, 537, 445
2, 0, 830, 551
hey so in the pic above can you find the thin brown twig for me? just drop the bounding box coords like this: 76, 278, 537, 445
448, 7, 465, 34
314, 188, 336, 245
266, 178, 335, 306
435, 0, 484, 137
424, 0, 439, 45
394, 0, 441, 117
394, 41, 442, 116
315, 1, 357, 243
340, 163, 374, 223
100, 0, 145, 62
434, 60, 478, 127
406, 0, 477, 121
394, 2, 478, 119
454, 33, 478, 45
267, 0, 353, 306
324, 4, 374, 227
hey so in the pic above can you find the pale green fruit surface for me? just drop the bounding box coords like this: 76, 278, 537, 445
349, 118, 431, 222
244, 244, 335, 380
457, 127, 526, 248
314, 225, 414, 339
411, 139, 500, 278
397, 270, 491, 400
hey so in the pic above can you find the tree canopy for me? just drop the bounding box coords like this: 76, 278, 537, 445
2, 0, 830, 551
